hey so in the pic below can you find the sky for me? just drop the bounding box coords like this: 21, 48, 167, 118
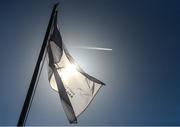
0, 0, 180, 126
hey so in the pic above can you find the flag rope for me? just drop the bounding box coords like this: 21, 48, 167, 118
23, 45, 49, 125
17, 3, 58, 126
21, 12, 56, 124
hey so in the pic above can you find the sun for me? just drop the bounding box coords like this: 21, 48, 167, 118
58, 63, 78, 85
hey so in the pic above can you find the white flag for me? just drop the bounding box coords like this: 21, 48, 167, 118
47, 12, 105, 124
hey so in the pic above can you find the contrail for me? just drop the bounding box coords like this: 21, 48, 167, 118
75, 46, 112, 51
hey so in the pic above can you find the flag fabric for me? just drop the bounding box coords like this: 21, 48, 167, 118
46, 11, 105, 124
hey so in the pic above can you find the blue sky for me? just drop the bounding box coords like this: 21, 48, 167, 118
0, 0, 180, 125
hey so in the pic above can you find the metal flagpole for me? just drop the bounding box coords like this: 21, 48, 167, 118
17, 3, 59, 126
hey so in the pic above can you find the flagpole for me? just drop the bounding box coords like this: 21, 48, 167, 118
17, 3, 59, 126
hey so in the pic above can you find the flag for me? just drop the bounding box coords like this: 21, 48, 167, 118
47, 11, 105, 124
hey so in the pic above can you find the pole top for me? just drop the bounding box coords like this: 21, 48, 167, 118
54, 2, 59, 8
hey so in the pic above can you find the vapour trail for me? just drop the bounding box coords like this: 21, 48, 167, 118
75, 46, 112, 51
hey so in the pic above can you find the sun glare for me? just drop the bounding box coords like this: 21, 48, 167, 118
58, 63, 78, 84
